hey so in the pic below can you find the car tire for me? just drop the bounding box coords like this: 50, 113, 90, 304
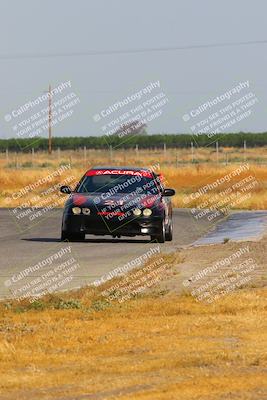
61, 231, 85, 241
165, 220, 173, 241
150, 222, 165, 243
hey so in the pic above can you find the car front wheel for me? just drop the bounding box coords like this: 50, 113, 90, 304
150, 222, 165, 243
165, 220, 173, 241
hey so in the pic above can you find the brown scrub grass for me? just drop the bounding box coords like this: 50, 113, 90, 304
1, 147, 267, 209
0, 251, 266, 400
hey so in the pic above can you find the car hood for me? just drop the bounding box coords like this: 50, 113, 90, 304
67, 192, 162, 210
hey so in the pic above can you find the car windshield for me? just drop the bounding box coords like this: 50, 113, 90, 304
76, 173, 160, 195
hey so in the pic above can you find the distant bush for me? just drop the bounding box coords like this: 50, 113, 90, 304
21, 161, 33, 168
40, 162, 53, 168
54, 299, 82, 310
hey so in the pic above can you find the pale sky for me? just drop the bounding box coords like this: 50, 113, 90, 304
0, 0, 267, 138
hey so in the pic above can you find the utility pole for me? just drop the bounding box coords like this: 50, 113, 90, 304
191, 142, 194, 163
48, 84, 52, 154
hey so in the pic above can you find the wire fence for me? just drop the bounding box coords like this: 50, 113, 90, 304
1, 144, 267, 169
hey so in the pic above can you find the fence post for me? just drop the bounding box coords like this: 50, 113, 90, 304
83, 146, 87, 166
6, 148, 9, 162
135, 144, 139, 160
15, 152, 19, 169
191, 142, 194, 163
163, 143, 166, 160
216, 141, 219, 163
57, 147, 61, 160
109, 145, 113, 163
244, 140, 247, 162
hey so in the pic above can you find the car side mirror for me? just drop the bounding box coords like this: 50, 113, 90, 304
163, 188, 175, 197
60, 185, 72, 194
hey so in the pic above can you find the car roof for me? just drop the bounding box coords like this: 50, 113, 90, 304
88, 166, 152, 172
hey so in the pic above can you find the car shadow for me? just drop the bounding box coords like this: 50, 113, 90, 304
22, 237, 152, 244
22, 238, 61, 243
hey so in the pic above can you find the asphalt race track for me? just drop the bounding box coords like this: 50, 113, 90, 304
0, 208, 220, 299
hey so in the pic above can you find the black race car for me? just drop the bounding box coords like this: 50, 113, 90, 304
60, 166, 175, 243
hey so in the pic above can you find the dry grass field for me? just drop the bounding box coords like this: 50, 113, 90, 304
1, 147, 267, 209
1, 147, 267, 400
0, 245, 266, 400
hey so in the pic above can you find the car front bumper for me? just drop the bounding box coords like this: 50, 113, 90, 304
62, 213, 164, 237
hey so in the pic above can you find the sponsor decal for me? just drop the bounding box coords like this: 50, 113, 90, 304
72, 194, 87, 206
86, 169, 153, 177
97, 211, 125, 216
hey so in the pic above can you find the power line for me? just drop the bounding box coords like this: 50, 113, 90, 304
0, 39, 267, 60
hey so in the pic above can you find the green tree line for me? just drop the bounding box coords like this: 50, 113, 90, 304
0, 132, 267, 151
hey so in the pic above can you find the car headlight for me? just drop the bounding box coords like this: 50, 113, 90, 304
133, 208, 142, 216
143, 208, 152, 216
72, 207, 81, 215
82, 208, 91, 215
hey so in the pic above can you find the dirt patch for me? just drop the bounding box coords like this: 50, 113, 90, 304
158, 234, 267, 298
